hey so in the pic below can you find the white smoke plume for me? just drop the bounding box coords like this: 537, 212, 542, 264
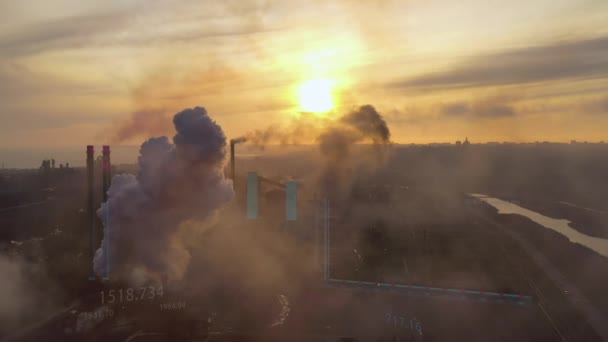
93, 106, 234, 283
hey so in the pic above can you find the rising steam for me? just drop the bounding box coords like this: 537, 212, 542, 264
93, 106, 234, 283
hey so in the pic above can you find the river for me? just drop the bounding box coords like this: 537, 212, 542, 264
471, 194, 608, 259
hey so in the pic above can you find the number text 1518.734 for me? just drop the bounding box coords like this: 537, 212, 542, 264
100, 286, 163, 304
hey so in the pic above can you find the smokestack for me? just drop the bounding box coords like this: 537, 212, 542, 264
230, 139, 236, 186
102, 145, 111, 202
229, 137, 247, 189
86, 145, 96, 280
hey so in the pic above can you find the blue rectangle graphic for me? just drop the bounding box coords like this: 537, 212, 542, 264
286, 180, 297, 221
247, 172, 258, 219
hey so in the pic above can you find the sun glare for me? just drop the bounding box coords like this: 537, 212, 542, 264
298, 79, 334, 113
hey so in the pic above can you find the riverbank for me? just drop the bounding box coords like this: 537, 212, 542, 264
479, 204, 608, 319
518, 199, 608, 239
472, 194, 608, 259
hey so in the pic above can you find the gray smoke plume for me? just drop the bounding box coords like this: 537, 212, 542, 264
93, 106, 234, 283
237, 112, 330, 146
338, 104, 390, 143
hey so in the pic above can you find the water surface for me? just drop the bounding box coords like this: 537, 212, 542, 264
471, 194, 608, 258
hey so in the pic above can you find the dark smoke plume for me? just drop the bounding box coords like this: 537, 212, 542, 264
93, 106, 234, 283
236, 105, 390, 148
235, 104, 391, 198
318, 105, 392, 197
338, 104, 390, 143
319, 104, 391, 161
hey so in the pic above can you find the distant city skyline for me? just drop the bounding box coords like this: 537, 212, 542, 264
2, 138, 607, 169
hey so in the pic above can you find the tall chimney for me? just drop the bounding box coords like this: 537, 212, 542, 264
87, 145, 96, 280
102, 145, 111, 201
230, 139, 236, 186
102, 145, 111, 281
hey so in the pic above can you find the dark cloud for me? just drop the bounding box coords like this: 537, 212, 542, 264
582, 96, 608, 114
438, 100, 516, 118
472, 103, 516, 118
438, 95, 607, 119
440, 102, 470, 117
392, 36, 608, 91
385, 96, 518, 128
382, 107, 430, 126
599, 97, 608, 112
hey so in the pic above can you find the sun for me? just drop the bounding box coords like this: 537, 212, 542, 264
298, 79, 335, 113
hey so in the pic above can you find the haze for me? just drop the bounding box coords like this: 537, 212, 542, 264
1, 0, 607, 167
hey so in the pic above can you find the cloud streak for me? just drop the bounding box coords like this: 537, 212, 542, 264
440, 102, 516, 118
0, 2, 276, 58
0, 11, 132, 57
392, 36, 608, 91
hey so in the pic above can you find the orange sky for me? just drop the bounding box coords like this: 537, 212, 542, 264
0, 0, 607, 150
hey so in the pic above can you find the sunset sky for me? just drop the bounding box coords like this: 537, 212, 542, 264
1, 0, 607, 156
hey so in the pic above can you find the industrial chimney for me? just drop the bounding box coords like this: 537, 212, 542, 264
229, 137, 247, 190
86, 145, 96, 280
102, 145, 111, 201
230, 139, 236, 185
